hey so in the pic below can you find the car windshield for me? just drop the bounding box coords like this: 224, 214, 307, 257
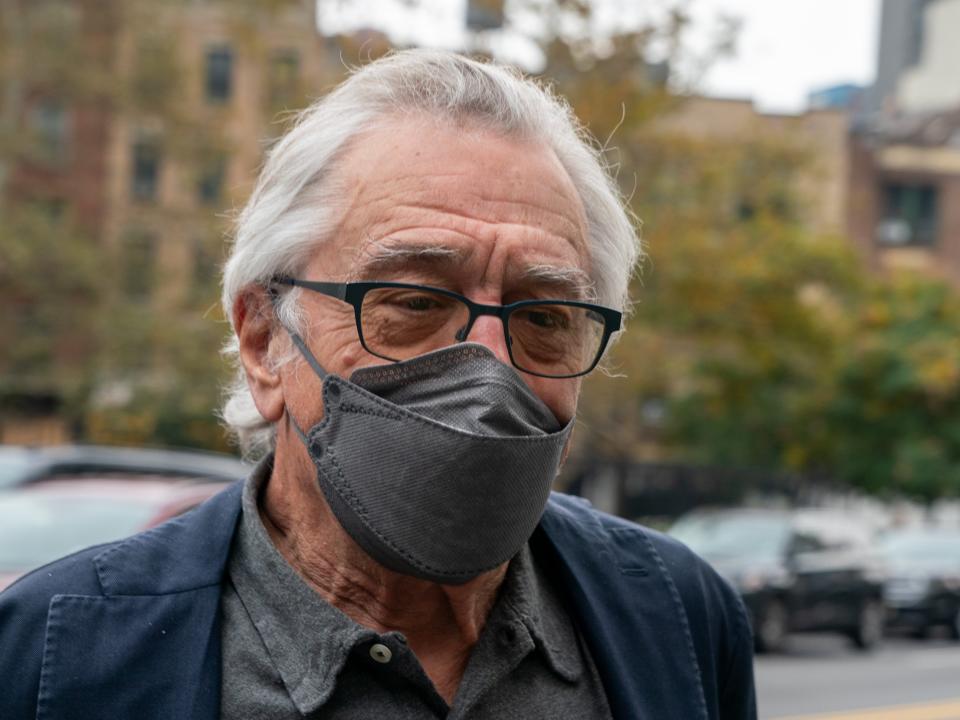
882, 533, 960, 562
671, 513, 791, 561
0, 494, 158, 572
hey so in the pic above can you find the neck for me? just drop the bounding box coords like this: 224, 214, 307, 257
260, 432, 509, 702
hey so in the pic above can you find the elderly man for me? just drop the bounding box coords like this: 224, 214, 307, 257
1, 51, 755, 719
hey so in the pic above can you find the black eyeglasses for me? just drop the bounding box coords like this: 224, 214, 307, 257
271, 278, 622, 379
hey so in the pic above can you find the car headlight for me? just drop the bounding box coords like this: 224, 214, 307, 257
738, 567, 791, 593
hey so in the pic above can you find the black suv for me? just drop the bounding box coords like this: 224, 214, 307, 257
882, 529, 960, 639
670, 508, 886, 653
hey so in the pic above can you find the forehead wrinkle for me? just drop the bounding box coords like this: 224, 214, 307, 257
358, 172, 584, 241
377, 199, 585, 257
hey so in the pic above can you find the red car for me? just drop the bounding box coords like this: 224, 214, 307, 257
0, 477, 231, 591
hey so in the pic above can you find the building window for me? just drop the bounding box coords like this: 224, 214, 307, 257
268, 49, 300, 108
28, 100, 69, 165
131, 139, 161, 202
197, 156, 225, 206
122, 230, 157, 301
205, 46, 233, 103
875, 182, 938, 247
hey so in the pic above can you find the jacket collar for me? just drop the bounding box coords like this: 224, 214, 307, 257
94, 480, 244, 596
74, 476, 706, 720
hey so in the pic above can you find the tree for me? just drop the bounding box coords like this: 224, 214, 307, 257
814, 276, 960, 501
0, 0, 115, 437
573, 128, 866, 471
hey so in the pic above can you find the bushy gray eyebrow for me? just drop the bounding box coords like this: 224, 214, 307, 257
352, 242, 467, 278
353, 241, 595, 300
519, 264, 596, 301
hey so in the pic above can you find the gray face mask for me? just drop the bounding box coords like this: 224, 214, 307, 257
286, 335, 574, 585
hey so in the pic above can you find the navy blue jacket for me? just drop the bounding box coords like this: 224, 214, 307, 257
0, 485, 756, 719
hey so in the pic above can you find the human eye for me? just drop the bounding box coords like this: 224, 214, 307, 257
397, 293, 444, 311
519, 306, 571, 330
363, 287, 458, 320
361, 286, 464, 356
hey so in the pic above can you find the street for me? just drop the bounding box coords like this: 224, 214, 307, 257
758, 635, 960, 719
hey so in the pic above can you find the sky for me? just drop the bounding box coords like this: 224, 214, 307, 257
691, 0, 881, 113
318, 0, 882, 115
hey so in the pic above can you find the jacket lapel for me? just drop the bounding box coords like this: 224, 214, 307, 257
37, 482, 244, 720
538, 493, 709, 720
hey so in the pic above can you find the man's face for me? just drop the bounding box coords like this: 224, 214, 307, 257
281, 116, 591, 428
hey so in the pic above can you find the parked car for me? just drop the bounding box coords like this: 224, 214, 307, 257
0, 444, 249, 489
669, 508, 886, 653
0, 477, 229, 591
881, 529, 960, 639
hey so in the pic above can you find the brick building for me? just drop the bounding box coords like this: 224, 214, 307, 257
1, 0, 374, 444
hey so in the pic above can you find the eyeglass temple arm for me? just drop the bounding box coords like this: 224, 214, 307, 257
273, 278, 348, 302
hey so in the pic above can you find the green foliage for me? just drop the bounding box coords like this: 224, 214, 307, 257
0, 205, 103, 400
813, 277, 960, 501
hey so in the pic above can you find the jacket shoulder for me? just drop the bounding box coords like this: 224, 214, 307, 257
0, 482, 244, 718
543, 493, 757, 718
547, 493, 742, 607
642, 525, 757, 718
0, 542, 115, 717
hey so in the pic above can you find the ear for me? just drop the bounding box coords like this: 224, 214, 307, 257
234, 286, 286, 423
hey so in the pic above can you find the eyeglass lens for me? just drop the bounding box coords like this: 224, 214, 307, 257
359, 286, 606, 377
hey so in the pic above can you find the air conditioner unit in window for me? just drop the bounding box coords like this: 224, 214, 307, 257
875, 218, 913, 246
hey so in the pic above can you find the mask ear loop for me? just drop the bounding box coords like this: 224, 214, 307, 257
285, 333, 330, 447
288, 331, 327, 380
268, 281, 327, 447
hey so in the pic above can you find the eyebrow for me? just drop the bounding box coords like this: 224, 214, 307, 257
519, 264, 597, 301
352, 242, 468, 279
352, 240, 596, 301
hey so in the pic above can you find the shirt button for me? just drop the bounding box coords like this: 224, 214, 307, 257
369, 643, 393, 664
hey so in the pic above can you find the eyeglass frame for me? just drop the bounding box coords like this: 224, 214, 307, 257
270, 277, 622, 379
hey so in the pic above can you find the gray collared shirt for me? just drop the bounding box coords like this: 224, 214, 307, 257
219, 461, 612, 719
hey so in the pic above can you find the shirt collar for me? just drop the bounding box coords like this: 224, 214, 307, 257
497, 542, 584, 683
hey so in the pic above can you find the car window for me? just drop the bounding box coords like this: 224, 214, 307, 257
789, 532, 824, 554
670, 513, 791, 561
882, 533, 960, 560
0, 494, 157, 572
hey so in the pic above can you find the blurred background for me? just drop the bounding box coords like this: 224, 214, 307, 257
3, 0, 960, 716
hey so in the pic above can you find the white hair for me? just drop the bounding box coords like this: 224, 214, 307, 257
221, 49, 641, 457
